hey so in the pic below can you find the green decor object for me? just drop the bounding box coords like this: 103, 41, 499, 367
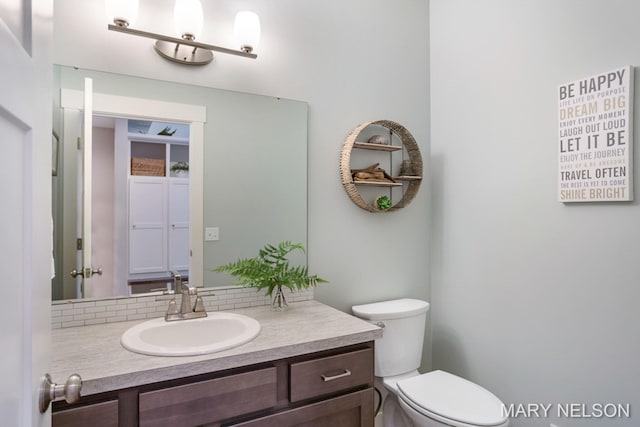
213, 241, 328, 311
375, 195, 392, 211
157, 126, 177, 136
170, 161, 189, 172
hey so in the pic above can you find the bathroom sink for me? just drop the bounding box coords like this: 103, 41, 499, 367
120, 312, 261, 356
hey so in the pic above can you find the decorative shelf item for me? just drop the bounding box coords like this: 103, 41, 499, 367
351, 163, 397, 185
340, 119, 423, 213
367, 135, 390, 145
131, 157, 166, 176
374, 195, 393, 211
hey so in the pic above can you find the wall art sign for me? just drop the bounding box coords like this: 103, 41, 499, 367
557, 65, 634, 202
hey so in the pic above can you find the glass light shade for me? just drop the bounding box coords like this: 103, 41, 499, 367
105, 0, 139, 26
174, 0, 203, 40
234, 11, 261, 53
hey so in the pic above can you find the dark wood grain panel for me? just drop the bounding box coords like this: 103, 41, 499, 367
52, 400, 118, 427
139, 367, 277, 427
229, 388, 374, 427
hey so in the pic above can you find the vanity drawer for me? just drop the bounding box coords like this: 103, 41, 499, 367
289, 347, 374, 402
229, 388, 375, 427
139, 367, 277, 427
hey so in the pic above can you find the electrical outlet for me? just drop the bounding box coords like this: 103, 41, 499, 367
205, 227, 219, 241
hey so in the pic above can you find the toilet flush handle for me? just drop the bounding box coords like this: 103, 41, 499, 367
375, 321, 385, 328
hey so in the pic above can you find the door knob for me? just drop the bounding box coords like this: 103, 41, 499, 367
38, 373, 82, 413
70, 267, 103, 278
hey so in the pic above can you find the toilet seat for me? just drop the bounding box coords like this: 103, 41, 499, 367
396, 370, 509, 427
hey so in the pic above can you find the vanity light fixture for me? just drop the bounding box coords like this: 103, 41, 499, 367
105, 0, 260, 66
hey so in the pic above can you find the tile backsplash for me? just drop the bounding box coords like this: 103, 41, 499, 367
52, 287, 314, 329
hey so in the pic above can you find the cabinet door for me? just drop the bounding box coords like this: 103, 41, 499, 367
139, 367, 278, 427
129, 177, 167, 273
228, 388, 374, 427
52, 400, 119, 427
168, 179, 189, 271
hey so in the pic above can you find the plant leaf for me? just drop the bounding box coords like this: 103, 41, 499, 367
211, 241, 328, 296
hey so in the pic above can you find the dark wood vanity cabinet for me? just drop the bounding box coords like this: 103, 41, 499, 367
52, 342, 375, 427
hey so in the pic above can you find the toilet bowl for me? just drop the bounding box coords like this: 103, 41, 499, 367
352, 299, 509, 427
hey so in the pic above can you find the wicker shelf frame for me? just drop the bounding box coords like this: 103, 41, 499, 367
340, 119, 423, 213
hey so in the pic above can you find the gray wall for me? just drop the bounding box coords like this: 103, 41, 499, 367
431, 1, 639, 426
54, 0, 431, 367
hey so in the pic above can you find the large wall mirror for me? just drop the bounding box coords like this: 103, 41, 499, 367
52, 65, 308, 301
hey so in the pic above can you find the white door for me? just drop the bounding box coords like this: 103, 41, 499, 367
169, 179, 190, 271
80, 79, 97, 294
0, 1, 53, 426
69, 79, 96, 298
129, 177, 168, 274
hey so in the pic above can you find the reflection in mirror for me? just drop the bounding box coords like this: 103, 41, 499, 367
52, 65, 308, 301
84, 117, 191, 300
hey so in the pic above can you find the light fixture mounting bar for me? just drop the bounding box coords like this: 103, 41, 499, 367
108, 24, 258, 59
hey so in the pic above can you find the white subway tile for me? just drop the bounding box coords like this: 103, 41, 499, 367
96, 299, 118, 307
62, 320, 84, 328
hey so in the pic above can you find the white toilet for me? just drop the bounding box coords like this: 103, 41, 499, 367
352, 298, 509, 427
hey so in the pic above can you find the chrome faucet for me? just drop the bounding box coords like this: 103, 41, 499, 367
165, 271, 208, 321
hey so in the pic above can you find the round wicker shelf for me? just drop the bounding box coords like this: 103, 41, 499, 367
340, 119, 423, 213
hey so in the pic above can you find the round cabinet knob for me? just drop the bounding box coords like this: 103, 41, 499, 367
39, 373, 83, 413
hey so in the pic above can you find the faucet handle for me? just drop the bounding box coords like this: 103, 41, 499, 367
193, 296, 207, 313
166, 298, 179, 316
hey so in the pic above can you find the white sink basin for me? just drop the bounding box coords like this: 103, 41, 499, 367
120, 312, 261, 356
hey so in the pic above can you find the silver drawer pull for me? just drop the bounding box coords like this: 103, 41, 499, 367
321, 369, 352, 382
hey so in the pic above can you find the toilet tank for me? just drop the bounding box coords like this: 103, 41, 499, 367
352, 299, 429, 377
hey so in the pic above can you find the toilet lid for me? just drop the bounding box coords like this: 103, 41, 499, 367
396, 370, 508, 426
352, 298, 429, 320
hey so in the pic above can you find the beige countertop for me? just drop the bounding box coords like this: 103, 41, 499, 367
51, 300, 382, 396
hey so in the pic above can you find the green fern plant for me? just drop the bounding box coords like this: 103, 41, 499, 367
212, 241, 328, 296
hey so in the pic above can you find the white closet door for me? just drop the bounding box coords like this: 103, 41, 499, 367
129, 177, 167, 273
169, 179, 190, 272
